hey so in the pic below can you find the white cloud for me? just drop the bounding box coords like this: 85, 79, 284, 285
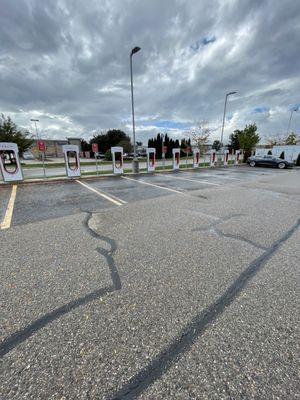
0, 0, 300, 144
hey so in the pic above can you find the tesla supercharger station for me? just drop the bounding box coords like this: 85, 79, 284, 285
210, 149, 216, 166
147, 147, 156, 172
235, 150, 241, 165
172, 148, 180, 170
62, 144, 81, 178
0, 142, 23, 182
193, 148, 200, 168
223, 150, 229, 166
111, 146, 123, 174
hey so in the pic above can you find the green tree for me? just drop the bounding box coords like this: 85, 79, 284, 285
81, 139, 91, 152
285, 132, 297, 145
236, 124, 260, 162
90, 129, 132, 153
0, 114, 34, 159
227, 131, 240, 152
212, 140, 221, 151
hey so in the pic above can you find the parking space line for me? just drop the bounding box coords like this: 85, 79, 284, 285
160, 174, 221, 186
122, 176, 185, 194
0, 185, 17, 230
76, 180, 126, 206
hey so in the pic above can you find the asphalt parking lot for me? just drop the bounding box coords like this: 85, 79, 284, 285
1, 166, 299, 399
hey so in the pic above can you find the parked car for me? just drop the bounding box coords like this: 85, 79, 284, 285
247, 155, 294, 169
95, 152, 105, 159
22, 151, 35, 160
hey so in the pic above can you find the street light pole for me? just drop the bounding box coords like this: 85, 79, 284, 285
220, 91, 237, 146
30, 118, 39, 141
130, 46, 141, 173
31, 118, 45, 177
286, 107, 298, 136
161, 133, 165, 169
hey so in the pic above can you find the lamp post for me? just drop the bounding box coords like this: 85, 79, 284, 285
31, 118, 45, 176
161, 133, 165, 169
30, 118, 40, 141
130, 46, 141, 173
220, 92, 237, 147
286, 106, 298, 136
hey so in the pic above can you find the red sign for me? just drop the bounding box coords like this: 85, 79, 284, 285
38, 141, 46, 152
163, 146, 167, 153
92, 143, 99, 153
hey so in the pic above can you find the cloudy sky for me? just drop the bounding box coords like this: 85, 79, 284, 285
1, 0, 300, 144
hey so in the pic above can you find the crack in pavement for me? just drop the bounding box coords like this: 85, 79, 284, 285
193, 213, 267, 251
0, 211, 121, 358
109, 218, 300, 399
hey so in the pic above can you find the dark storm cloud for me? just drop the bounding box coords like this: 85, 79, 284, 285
0, 0, 299, 142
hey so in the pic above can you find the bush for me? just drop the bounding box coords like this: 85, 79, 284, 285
105, 149, 112, 161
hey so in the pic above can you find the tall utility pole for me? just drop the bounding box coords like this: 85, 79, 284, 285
130, 46, 141, 173
220, 92, 237, 147
286, 106, 298, 136
30, 118, 39, 141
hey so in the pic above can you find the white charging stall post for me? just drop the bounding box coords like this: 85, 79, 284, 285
146, 147, 156, 172
172, 148, 180, 170
235, 149, 241, 165
0, 142, 24, 182
111, 146, 123, 174
210, 149, 216, 167
62, 144, 81, 178
223, 149, 229, 166
193, 148, 200, 168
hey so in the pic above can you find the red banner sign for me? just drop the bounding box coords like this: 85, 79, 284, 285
38, 141, 46, 152
92, 143, 99, 153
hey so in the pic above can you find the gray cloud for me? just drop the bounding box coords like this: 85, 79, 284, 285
0, 0, 299, 143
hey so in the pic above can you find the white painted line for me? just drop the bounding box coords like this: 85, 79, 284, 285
0, 185, 17, 230
122, 176, 185, 194
76, 180, 125, 206
160, 174, 221, 186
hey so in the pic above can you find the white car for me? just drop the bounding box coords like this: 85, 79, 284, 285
22, 151, 35, 160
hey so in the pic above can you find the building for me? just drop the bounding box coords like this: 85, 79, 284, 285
30, 138, 83, 158
30, 139, 68, 158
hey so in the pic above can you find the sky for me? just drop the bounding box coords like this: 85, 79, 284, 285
0, 0, 300, 145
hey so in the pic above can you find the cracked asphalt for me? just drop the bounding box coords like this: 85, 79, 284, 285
0, 166, 299, 399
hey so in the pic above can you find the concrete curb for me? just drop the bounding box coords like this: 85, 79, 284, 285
0, 164, 248, 186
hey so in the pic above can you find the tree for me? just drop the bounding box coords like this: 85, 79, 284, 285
227, 131, 240, 152
187, 123, 211, 154
212, 140, 221, 151
236, 124, 260, 162
81, 139, 91, 152
90, 129, 132, 153
0, 114, 34, 159
285, 132, 297, 145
